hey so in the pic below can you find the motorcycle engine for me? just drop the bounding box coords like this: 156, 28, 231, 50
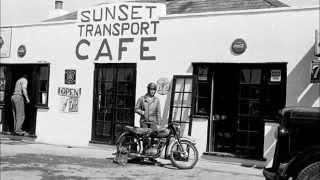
145, 147, 158, 156
144, 138, 160, 156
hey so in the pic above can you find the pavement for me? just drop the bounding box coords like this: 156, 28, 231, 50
0, 135, 265, 180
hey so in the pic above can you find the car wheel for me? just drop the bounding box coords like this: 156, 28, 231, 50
296, 161, 320, 180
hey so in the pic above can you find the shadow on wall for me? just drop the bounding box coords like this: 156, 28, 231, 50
287, 44, 320, 107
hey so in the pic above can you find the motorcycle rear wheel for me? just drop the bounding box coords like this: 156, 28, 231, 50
169, 140, 199, 169
116, 135, 141, 159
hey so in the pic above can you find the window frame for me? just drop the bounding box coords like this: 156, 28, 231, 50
192, 64, 211, 117
168, 75, 193, 136
0, 66, 6, 106
35, 65, 50, 108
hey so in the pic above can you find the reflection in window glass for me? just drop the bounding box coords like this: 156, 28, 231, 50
117, 69, 133, 81
197, 98, 209, 114
0, 66, 5, 102
183, 93, 192, 107
39, 67, 49, 80
251, 69, 261, 84
100, 68, 113, 81
180, 123, 189, 136
172, 107, 181, 121
0, 66, 4, 78
184, 78, 192, 92
240, 69, 251, 83
174, 92, 183, 105
175, 78, 184, 92
181, 108, 190, 122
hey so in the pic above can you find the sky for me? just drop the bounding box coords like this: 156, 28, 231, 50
1, 0, 319, 25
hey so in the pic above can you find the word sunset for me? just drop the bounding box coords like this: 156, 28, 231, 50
76, 3, 165, 61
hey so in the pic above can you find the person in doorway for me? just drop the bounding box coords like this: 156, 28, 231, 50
135, 82, 162, 129
135, 82, 162, 164
11, 74, 30, 136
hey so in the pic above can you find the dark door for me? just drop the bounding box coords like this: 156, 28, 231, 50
206, 63, 286, 159
92, 63, 136, 144
236, 67, 265, 158
0, 64, 37, 136
236, 64, 286, 159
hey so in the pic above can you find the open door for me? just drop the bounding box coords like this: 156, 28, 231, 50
0, 64, 50, 137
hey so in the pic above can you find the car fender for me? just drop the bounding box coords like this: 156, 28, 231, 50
280, 146, 320, 178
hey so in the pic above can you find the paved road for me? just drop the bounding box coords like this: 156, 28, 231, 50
0, 137, 264, 180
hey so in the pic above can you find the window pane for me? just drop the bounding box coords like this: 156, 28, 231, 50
39, 66, 49, 80
251, 69, 261, 84
172, 107, 182, 121
197, 97, 209, 114
175, 78, 184, 92
100, 68, 113, 81
117, 68, 133, 81
250, 86, 261, 99
198, 82, 210, 97
183, 93, 192, 107
0, 66, 6, 101
240, 69, 250, 84
0, 66, 4, 78
181, 108, 191, 122
40, 80, 47, 91
117, 82, 131, 94
184, 78, 192, 92
180, 123, 189, 136
174, 92, 183, 106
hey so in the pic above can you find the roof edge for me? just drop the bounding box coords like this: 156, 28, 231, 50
161, 5, 319, 20
1, 5, 318, 28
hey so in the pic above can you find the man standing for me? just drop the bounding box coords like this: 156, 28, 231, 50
11, 74, 30, 135
134, 82, 162, 163
135, 82, 162, 129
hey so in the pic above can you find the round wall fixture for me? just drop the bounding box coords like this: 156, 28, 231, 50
231, 38, 247, 55
17, 45, 26, 57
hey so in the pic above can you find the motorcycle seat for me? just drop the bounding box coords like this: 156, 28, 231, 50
124, 126, 152, 135
151, 127, 170, 137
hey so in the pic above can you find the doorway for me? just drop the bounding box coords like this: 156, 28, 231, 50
192, 63, 287, 159
0, 64, 49, 136
91, 63, 136, 144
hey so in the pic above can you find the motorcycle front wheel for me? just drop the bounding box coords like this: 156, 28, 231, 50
169, 140, 199, 169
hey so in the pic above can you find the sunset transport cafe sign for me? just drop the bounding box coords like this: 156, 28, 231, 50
76, 3, 165, 61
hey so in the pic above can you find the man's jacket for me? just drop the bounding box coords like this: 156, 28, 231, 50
135, 94, 161, 124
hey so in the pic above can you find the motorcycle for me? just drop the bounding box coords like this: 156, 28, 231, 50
114, 122, 199, 169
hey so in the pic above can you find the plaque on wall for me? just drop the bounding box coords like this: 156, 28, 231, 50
311, 60, 320, 83
65, 69, 76, 84
270, 69, 281, 82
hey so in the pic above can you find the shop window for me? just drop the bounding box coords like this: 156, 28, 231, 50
36, 65, 50, 108
0, 66, 5, 103
169, 76, 193, 136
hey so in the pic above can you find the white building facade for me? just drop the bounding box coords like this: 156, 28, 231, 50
0, 3, 319, 166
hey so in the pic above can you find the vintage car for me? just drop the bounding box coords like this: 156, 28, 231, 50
263, 106, 320, 180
